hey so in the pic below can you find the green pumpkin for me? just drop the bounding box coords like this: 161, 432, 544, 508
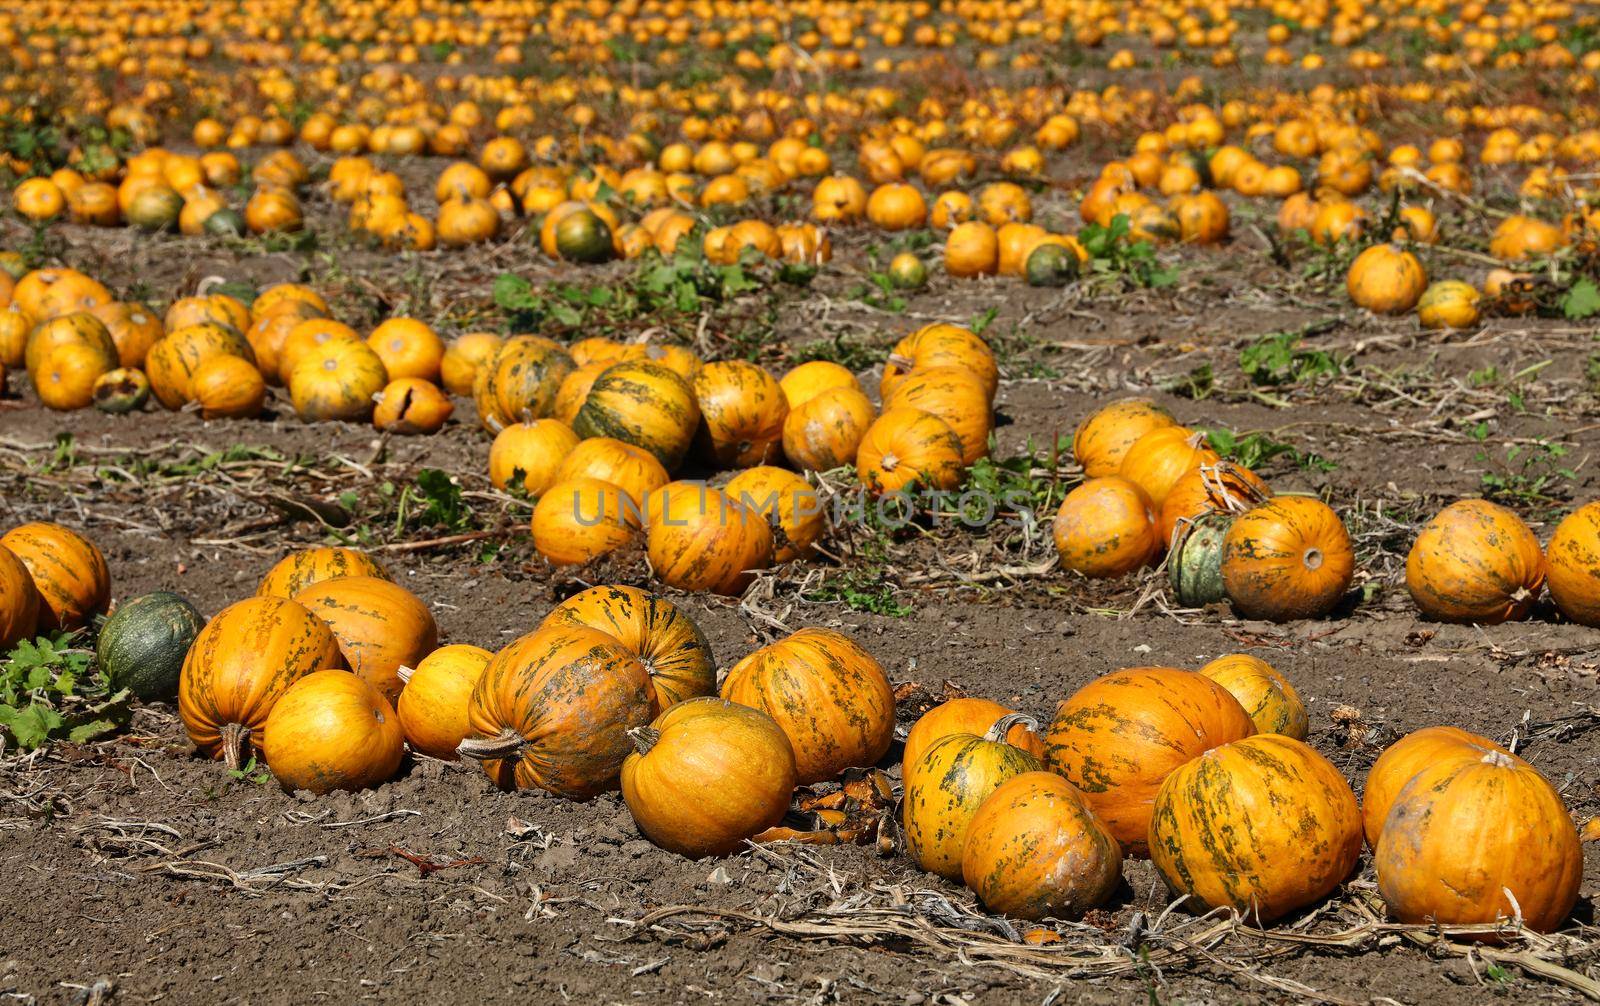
93, 368, 151, 414
1168, 510, 1232, 607
203, 208, 247, 237
1024, 243, 1080, 287
554, 209, 614, 263
96, 592, 205, 700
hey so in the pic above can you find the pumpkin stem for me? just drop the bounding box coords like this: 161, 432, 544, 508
1482, 750, 1516, 769
985, 712, 1039, 744
455, 728, 525, 762
1302, 547, 1324, 572
396, 665, 415, 685
220, 722, 250, 772
627, 726, 660, 755
886, 353, 913, 371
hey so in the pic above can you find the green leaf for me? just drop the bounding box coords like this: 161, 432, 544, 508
1561, 277, 1600, 320
0, 702, 64, 749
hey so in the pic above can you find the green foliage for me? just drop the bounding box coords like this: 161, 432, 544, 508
1561, 277, 1600, 320
965, 435, 1074, 520
803, 537, 912, 617
1239, 331, 1348, 387
396, 469, 474, 533
227, 754, 273, 785
1078, 214, 1179, 288
0, 633, 130, 751
1204, 427, 1337, 473
1472, 431, 1575, 506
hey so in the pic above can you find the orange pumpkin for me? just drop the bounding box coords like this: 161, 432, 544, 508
89, 302, 165, 369
1537, 502, 1600, 627
692, 360, 788, 468
720, 627, 895, 785
552, 437, 670, 508
644, 482, 774, 595
277, 318, 360, 386
257, 547, 390, 599
882, 366, 992, 465
179, 596, 345, 769
621, 697, 797, 858
1196, 654, 1307, 739
190, 354, 266, 419
902, 697, 1046, 775
292, 576, 438, 703
541, 584, 715, 708
489, 419, 581, 496
1150, 735, 1362, 922
0, 544, 41, 649
962, 771, 1124, 920
31, 342, 111, 411
779, 360, 859, 408
1045, 667, 1255, 855
724, 466, 825, 563
475, 336, 575, 430
1221, 496, 1354, 621
903, 714, 1045, 879
945, 221, 999, 277
1346, 243, 1428, 314
880, 323, 997, 404
289, 339, 389, 422
1405, 499, 1545, 624
262, 670, 404, 794
1074, 399, 1177, 478
458, 624, 659, 798
439, 333, 504, 396
373, 378, 454, 434
1052, 476, 1161, 578
1158, 462, 1271, 543
1118, 427, 1218, 509
572, 360, 701, 470
145, 322, 256, 409
782, 386, 877, 473
1361, 726, 1515, 848
531, 478, 643, 566
366, 317, 444, 383
553, 361, 610, 425
0, 522, 109, 632
856, 407, 965, 495
395, 644, 493, 760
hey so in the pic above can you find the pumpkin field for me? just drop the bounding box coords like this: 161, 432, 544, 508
3, 0, 1600, 1002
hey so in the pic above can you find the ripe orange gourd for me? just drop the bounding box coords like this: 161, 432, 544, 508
880, 323, 997, 404
552, 437, 669, 508
1221, 496, 1354, 621
1150, 735, 1362, 922
1158, 462, 1271, 543
882, 366, 992, 465
1046, 667, 1256, 856
0, 544, 41, 649
724, 466, 825, 563
1346, 243, 1428, 314
573, 360, 701, 470
1118, 427, 1218, 509
262, 670, 404, 794
1073, 398, 1177, 478
856, 407, 965, 495
782, 386, 876, 473
1361, 726, 1515, 848
190, 354, 266, 419
257, 547, 390, 599
277, 318, 360, 387
458, 624, 659, 799
89, 301, 164, 369
902, 697, 1045, 776
944, 221, 999, 277
865, 182, 927, 230
373, 378, 454, 434
0, 522, 109, 632
962, 771, 1123, 920
1376, 750, 1582, 934
1540, 501, 1600, 627
439, 333, 503, 396
1197, 654, 1307, 739
621, 697, 797, 858
488, 419, 581, 496
779, 360, 859, 409
692, 360, 788, 468
541, 584, 715, 709
1052, 476, 1161, 578
475, 335, 575, 431
395, 644, 493, 760
366, 317, 444, 382
644, 481, 773, 595
903, 714, 1045, 879
531, 477, 643, 566
179, 596, 345, 769
289, 339, 389, 422
720, 627, 895, 785
1405, 499, 1545, 624
293, 576, 438, 703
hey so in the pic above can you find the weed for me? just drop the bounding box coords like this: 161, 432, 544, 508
1238, 329, 1348, 387
1204, 427, 1337, 473
395, 469, 475, 534
803, 536, 912, 617
227, 754, 273, 785
1078, 214, 1179, 288
0, 633, 130, 751
1472, 432, 1576, 506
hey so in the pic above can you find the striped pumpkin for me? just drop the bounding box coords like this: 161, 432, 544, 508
1405, 499, 1545, 624
572, 360, 701, 470
0, 544, 41, 649
903, 714, 1044, 879
292, 575, 439, 703
692, 360, 788, 468
1221, 496, 1354, 622
145, 322, 256, 409
531, 477, 642, 566
962, 771, 1123, 920
902, 697, 1046, 776
257, 547, 390, 599
1149, 734, 1362, 923
552, 437, 670, 508
0, 522, 109, 632
855, 407, 964, 496
288, 339, 389, 422
458, 624, 659, 799
724, 466, 825, 563
645, 482, 773, 595
880, 323, 997, 404
476, 335, 575, 431
1360, 726, 1516, 848
23, 311, 117, 376
1196, 653, 1307, 739
720, 627, 895, 785
178, 596, 345, 769
541, 584, 715, 709
883, 366, 992, 465
1073, 398, 1176, 479
1045, 667, 1255, 856
782, 386, 876, 474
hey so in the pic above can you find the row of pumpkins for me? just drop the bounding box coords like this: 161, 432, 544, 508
1061, 398, 1600, 626
0, 526, 1582, 934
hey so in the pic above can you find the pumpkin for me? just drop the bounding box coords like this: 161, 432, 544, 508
1118, 427, 1217, 509
1074, 399, 1177, 479
14, 269, 111, 321
190, 354, 266, 419
887, 251, 929, 288
725, 466, 825, 563
89, 301, 164, 368
144, 322, 256, 409
573, 360, 701, 470
1405, 499, 1545, 624
31, 342, 110, 410
1417, 280, 1481, 330
552, 207, 615, 262
621, 697, 797, 858
553, 361, 610, 425
904, 714, 1045, 879
96, 591, 204, 701
1361, 725, 1514, 849
1196, 654, 1307, 739
277, 318, 360, 385
945, 221, 999, 277
373, 378, 454, 434
0, 522, 109, 632
0, 544, 40, 650
902, 697, 1046, 776
166, 294, 248, 334
1045, 667, 1256, 855
720, 627, 895, 785
457, 624, 659, 798
1150, 735, 1362, 923
1158, 462, 1271, 543
367, 318, 444, 383
288, 339, 389, 422
1052, 477, 1161, 578
645, 481, 774, 595
257, 547, 390, 599
1376, 750, 1582, 934
1221, 496, 1354, 621
780, 360, 859, 409
693, 361, 788, 469
1545, 501, 1600, 626
489, 419, 580, 496
178, 596, 344, 769
783, 386, 876, 474
477, 336, 576, 430
866, 182, 928, 230
531, 477, 643, 566
0, 305, 32, 368
552, 437, 670, 508
1488, 214, 1565, 261
262, 670, 404, 794
24, 312, 117, 378
883, 366, 992, 466
292, 576, 438, 702
541, 584, 715, 708
1168, 510, 1233, 606
962, 772, 1123, 920
439, 333, 503, 396
856, 407, 965, 496
880, 323, 997, 404
1024, 242, 1081, 287
395, 644, 492, 760
1346, 243, 1428, 314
